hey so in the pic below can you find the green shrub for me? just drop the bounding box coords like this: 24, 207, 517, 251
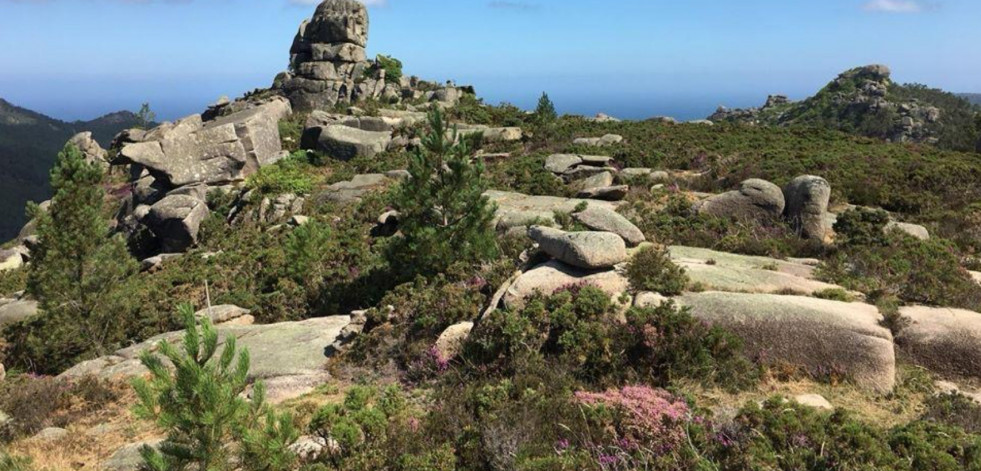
133, 304, 297, 470
835, 207, 890, 247
246, 151, 316, 196
0, 453, 32, 471
374, 54, 403, 82
818, 232, 981, 310
625, 245, 689, 295
922, 392, 981, 434
813, 287, 854, 302
0, 374, 120, 442
387, 109, 497, 278
466, 286, 756, 390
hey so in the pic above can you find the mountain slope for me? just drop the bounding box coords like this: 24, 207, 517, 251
710, 65, 981, 152
958, 93, 981, 106
0, 99, 140, 241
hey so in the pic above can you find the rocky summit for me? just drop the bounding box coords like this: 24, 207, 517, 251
2, 1, 981, 470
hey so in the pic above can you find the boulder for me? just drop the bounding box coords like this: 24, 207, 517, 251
456, 125, 523, 143
676, 292, 895, 392
783, 175, 833, 242
573, 205, 646, 246
545, 154, 583, 174
195, 305, 252, 325
896, 306, 981, 377
696, 179, 785, 222
290, 435, 336, 463
68, 131, 107, 167
61, 316, 351, 403
634, 291, 669, 308
33, 427, 68, 442
117, 99, 292, 187
103, 440, 164, 471
307, 124, 392, 160
574, 134, 623, 147
577, 185, 629, 201
503, 260, 629, 310
793, 394, 833, 410
886, 221, 930, 240
528, 226, 628, 269
669, 246, 846, 295
146, 194, 210, 253
315, 173, 390, 203
578, 171, 614, 191
435, 321, 474, 360
0, 249, 23, 272
0, 300, 39, 328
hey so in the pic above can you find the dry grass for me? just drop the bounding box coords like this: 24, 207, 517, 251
7, 383, 160, 471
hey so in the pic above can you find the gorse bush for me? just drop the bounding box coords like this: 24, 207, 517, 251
374, 54, 403, 82
387, 109, 497, 278
834, 207, 891, 247
625, 245, 690, 295
133, 304, 297, 471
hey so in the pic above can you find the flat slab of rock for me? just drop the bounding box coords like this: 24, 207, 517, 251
485, 190, 619, 230
307, 124, 392, 161
504, 260, 628, 310
573, 134, 623, 147
545, 154, 583, 174
60, 316, 351, 403
0, 249, 23, 272
316, 173, 390, 203
577, 185, 629, 201
896, 306, 981, 377
529, 226, 627, 269
669, 246, 845, 295
195, 304, 252, 325
676, 292, 895, 392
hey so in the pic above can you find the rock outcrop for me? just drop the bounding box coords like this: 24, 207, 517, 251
503, 260, 629, 310
896, 306, 981, 378
573, 205, 646, 247
528, 226, 628, 270
783, 175, 833, 242
116, 98, 292, 187
145, 194, 210, 253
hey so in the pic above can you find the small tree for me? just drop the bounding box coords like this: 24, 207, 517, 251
22, 143, 137, 371
533, 92, 558, 145
133, 304, 297, 471
136, 102, 156, 130
388, 109, 497, 278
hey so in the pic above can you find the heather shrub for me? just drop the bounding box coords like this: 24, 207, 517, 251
246, 150, 316, 196
0, 374, 120, 442
922, 392, 981, 434
625, 245, 689, 295
465, 286, 756, 390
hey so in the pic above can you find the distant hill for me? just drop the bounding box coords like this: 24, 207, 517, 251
710, 65, 981, 153
0, 98, 141, 241
958, 93, 981, 106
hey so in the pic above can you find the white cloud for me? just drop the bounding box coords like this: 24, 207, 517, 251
863, 0, 925, 13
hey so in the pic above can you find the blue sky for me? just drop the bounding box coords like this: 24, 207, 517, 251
0, 0, 977, 121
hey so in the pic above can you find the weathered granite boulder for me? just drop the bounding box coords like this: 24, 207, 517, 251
0, 249, 23, 272
783, 175, 833, 242
435, 321, 474, 360
103, 440, 164, 471
545, 154, 584, 174
68, 131, 108, 167
573, 206, 646, 247
0, 300, 39, 328
676, 292, 895, 392
195, 305, 253, 325
896, 306, 981, 377
886, 221, 930, 240
528, 226, 628, 269
574, 134, 623, 147
117, 99, 292, 187
696, 179, 785, 222
578, 171, 614, 192
306, 124, 392, 160
315, 173, 390, 203
577, 185, 629, 201
146, 194, 210, 253
503, 260, 629, 310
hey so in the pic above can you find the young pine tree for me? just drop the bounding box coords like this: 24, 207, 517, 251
20, 143, 137, 372
133, 304, 297, 471
534, 92, 558, 144
388, 109, 497, 278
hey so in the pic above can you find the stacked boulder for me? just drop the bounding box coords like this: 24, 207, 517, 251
276, 0, 370, 111
544, 154, 629, 201
111, 98, 294, 254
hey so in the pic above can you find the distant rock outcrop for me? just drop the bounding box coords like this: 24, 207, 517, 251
709, 65, 980, 151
